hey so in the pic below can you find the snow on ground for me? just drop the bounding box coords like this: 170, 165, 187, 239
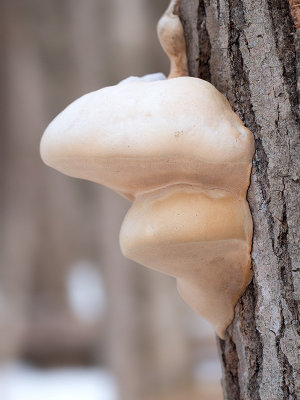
0, 362, 118, 400
67, 259, 107, 322
194, 358, 222, 383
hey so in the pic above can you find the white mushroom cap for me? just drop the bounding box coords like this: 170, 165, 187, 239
40, 76, 254, 200
40, 75, 254, 338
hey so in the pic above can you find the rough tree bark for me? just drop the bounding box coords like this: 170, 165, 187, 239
178, 1, 300, 399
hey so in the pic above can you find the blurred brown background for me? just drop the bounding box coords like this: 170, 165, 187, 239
0, 1, 222, 400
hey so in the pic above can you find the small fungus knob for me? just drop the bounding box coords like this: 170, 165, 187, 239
157, 0, 188, 78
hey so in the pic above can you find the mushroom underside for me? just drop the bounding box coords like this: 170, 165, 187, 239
120, 184, 253, 338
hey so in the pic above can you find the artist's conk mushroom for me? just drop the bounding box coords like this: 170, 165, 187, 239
40, 1, 255, 339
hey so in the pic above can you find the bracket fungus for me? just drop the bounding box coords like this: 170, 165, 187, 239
40, 0, 255, 339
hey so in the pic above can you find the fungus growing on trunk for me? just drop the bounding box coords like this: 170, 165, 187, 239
40, 0, 255, 338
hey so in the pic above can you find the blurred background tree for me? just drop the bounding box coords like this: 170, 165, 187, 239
0, 1, 222, 400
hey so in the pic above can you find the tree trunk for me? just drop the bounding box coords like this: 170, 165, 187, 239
178, 1, 300, 399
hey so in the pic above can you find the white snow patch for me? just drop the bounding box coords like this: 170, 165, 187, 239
194, 358, 222, 383
67, 260, 107, 322
0, 363, 118, 400
118, 72, 166, 85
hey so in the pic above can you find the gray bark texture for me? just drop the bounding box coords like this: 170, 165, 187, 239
178, 1, 300, 399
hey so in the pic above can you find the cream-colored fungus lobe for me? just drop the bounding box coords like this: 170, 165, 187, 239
40, 0, 255, 338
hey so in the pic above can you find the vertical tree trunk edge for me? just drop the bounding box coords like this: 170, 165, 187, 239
178, 1, 300, 399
